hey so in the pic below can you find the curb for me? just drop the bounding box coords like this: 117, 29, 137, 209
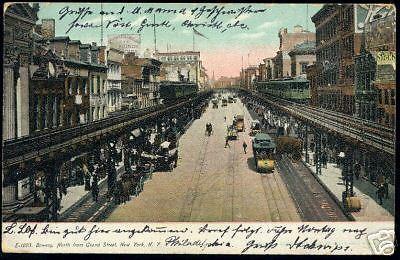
300, 160, 356, 221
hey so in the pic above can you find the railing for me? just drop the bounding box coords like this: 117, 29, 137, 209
3, 91, 210, 165
240, 88, 395, 156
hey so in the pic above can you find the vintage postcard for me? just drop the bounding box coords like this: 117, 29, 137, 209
2, 2, 396, 255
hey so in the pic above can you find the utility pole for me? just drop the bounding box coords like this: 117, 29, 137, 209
192, 31, 195, 51
306, 4, 309, 42
100, 3, 104, 46
153, 14, 157, 53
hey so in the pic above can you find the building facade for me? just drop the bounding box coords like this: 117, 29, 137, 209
106, 48, 124, 113
122, 53, 161, 108
263, 57, 275, 80
154, 51, 204, 89
288, 41, 316, 77
258, 63, 267, 81
241, 66, 259, 89
3, 3, 40, 214
355, 4, 396, 127
108, 34, 141, 54
274, 25, 315, 78
3, 3, 39, 141
306, 63, 319, 107
312, 4, 366, 115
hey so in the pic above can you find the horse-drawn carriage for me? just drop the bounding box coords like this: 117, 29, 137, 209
139, 141, 178, 172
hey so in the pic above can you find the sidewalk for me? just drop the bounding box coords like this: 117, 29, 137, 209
59, 162, 124, 214
303, 151, 394, 221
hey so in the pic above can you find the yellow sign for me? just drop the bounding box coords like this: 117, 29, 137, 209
376, 51, 396, 69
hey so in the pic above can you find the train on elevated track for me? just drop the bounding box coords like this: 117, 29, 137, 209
255, 77, 310, 104
159, 81, 199, 104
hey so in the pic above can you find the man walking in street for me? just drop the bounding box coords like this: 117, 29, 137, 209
242, 141, 248, 154
225, 136, 230, 148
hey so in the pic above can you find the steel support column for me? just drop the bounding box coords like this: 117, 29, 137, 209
315, 129, 322, 175
304, 124, 309, 163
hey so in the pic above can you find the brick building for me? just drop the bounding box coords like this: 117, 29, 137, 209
121, 53, 161, 108
312, 4, 368, 115
273, 25, 315, 78
306, 63, 319, 107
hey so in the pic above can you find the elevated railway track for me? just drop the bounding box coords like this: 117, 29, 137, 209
240, 89, 394, 156
3, 91, 211, 167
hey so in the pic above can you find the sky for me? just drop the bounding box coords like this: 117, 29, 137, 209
37, 3, 323, 79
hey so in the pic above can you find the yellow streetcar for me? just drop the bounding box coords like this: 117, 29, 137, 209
252, 133, 276, 173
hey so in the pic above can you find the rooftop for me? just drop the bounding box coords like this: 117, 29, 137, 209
156, 51, 200, 56
288, 41, 316, 56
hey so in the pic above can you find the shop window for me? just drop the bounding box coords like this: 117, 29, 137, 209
384, 90, 389, 105
90, 76, 94, 94
390, 89, 395, 105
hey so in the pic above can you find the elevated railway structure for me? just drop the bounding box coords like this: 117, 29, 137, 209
234, 87, 395, 197
2, 90, 211, 220
238, 88, 394, 156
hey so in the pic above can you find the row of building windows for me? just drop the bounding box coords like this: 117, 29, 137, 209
67, 78, 88, 96
90, 75, 106, 95
91, 106, 107, 121
108, 63, 121, 75
159, 55, 198, 62
356, 71, 375, 91
341, 36, 354, 58
341, 6, 354, 32
316, 15, 339, 44
378, 89, 395, 106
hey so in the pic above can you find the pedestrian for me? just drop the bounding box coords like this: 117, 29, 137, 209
383, 178, 389, 199
225, 136, 230, 148
354, 162, 361, 180
91, 176, 99, 202
224, 116, 226, 122
376, 184, 385, 205
322, 151, 328, 168
242, 141, 248, 154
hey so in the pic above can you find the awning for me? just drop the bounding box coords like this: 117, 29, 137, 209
161, 141, 170, 149
131, 128, 141, 137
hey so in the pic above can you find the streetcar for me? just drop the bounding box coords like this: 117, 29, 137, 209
250, 120, 261, 136
234, 115, 244, 132
227, 125, 238, 140
252, 133, 276, 173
